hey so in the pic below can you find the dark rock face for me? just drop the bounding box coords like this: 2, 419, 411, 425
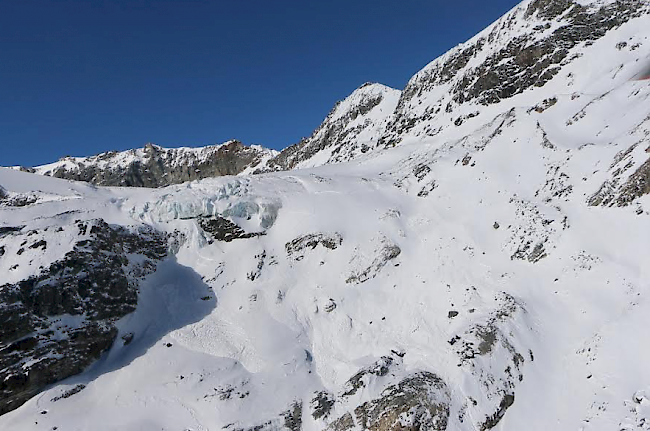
312, 391, 336, 420
0, 226, 24, 238
328, 371, 451, 431
380, 0, 649, 146
590, 155, 650, 207
285, 233, 343, 261
613, 157, 650, 205
480, 394, 515, 431
35, 141, 274, 188
0, 219, 167, 415
198, 216, 265, 242
453, 0, 645, 106
264, 83, 400, 170
282, 401, 303, 431
341, 356, 395, 398
353, 373, 450, 431
588, 117, 650, 207
0, 190, 38, 207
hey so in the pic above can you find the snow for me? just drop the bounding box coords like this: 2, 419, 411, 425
29, 140, 278, 177
1, 1, 650, 430
291, 83, 401, 169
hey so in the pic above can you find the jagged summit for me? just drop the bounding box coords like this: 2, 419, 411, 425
330, 82, 399, 121
266, 82, 401, 170
19, 82, 401, 185
25, 140, 278, 187
19, 0, 650, 187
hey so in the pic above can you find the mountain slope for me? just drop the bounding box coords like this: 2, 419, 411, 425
17, 83, 401, 186
378, 0, 650, 148
1, 0, 650, 430
266, 83, 401, 170
23, 140, 278, 187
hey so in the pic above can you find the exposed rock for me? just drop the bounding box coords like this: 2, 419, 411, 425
312, 391, 335, 420
0, 226, 24, 238
480, 393, 515, 430
50, 384, 86, 403
281, 401, 303, 431
285, 233, 343, 261
342, 356, 395, 397
452, 1, 646, 106
0, 219, 167, 415
329, 372, 451, 431
30, 141, 277, 188
266, 83, 401, 170
451, 293, 527, 429
198, 216, 265, 242
347, 241, 401, 284
0, 193, 38, 207
328, 413, 355, 431
590, 155, 650, 207
232, 401, 303, 431
324, 299, 337, 313
380, 0, 649, 147
247, 251, 266, 281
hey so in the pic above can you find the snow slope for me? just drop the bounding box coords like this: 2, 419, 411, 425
270, 83, 401, 170
1, 0, 650, 430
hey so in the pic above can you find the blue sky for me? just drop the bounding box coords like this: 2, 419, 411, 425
1, 0, 517, 166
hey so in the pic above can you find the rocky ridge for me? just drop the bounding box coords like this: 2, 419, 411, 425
24, 140, 277, 188
265, 83, 401, 170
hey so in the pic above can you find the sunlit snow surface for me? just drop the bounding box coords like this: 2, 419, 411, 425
1, 1, 650, 430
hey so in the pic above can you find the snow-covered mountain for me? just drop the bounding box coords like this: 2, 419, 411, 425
18, 83, 402, 187
20, 141, 278, 187
1, 0, 650, 430
266, 83, 401, 170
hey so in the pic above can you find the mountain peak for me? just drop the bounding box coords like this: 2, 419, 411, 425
27, 141, 277, 187
263, 82, 401, 170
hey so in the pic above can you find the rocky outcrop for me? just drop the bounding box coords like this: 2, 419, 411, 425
324, 363, 450, 431
379, 0, 650, 147
28, 141, 277, 188
285, 233, 343, 261
589, 138, 650, 207
0, 219, 167, 415
231, 401, 303, 431
450, 293, 528, 430
451, 0, 646, 106
0, 187, 38, 207
350, 373, 449, 431
198, 216, 265, 242
346, 239, 401, 284
263, 83, 401, 170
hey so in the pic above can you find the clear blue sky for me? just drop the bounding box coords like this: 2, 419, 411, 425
1, 0, 517, 166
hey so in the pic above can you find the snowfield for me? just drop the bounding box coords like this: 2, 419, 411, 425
1, 0, 650, 429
